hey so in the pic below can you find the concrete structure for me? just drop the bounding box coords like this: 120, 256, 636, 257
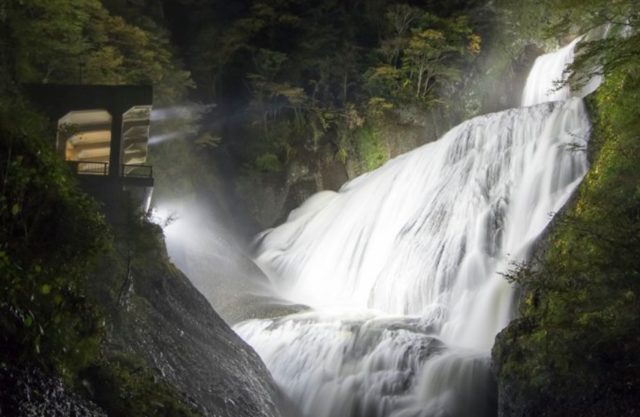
25, 84, 155, 217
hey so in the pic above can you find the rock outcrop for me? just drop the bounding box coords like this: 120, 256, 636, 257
89, 222, 293, 417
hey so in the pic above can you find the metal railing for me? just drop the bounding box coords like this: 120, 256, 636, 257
68, 161, 109, 176
67, 161, 152, 179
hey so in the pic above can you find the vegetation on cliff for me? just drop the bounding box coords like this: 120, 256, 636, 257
0, 1, 203, 415
493, 1, 640, 416
186, 0, 487, 173
0, 92, 201, 417
0, 92, 109, 382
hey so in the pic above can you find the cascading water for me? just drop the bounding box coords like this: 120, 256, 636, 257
234, 39, 592, 417
521, 37, 582, 106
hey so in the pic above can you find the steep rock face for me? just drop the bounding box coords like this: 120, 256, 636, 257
234, 123, 432, 230
234, 146, 349, 229
90, 224, 290, 417
124, 264, 283, 417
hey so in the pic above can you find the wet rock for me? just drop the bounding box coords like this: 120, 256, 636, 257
95, 251, 289, 417
0, 364, 106, 417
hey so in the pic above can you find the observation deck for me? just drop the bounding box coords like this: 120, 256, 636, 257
26, 84, 155, 218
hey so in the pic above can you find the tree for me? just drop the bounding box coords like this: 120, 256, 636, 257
367, 9, 481, 108
5, 0, 193, 104
7, 0, 97, 83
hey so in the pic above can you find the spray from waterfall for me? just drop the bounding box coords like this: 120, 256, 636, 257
150, 196, 278, 323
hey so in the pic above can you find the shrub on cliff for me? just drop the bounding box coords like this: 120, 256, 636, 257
0, 93, 110, 380
493, 5, 640, 414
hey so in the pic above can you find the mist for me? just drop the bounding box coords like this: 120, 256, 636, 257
148, 103, 217, 147
150, 192, 301, 324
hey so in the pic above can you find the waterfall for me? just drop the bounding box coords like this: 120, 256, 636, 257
521, 37, 582, 106
234, 39, 591, 417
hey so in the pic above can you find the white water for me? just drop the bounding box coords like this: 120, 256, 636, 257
235, 39, 591, 417
521, 35, 604, 107
521, 37, 581, 106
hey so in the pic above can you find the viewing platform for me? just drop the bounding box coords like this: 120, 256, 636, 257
26, 84, 155, 218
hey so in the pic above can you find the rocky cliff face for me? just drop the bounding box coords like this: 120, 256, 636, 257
0, 219, 289, 417
88, 221, 293, 417
234, 119, 438, 230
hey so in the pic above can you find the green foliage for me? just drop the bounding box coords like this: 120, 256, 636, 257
5, 0, 193, 104
353, 124, 388, 172
7, 0, 95, 83
547, 0, 637, 37
494, 3, 640, 413
367, 11, 481, 108
177, 0, 488, 185
494, 0, 558, 48
0, 94, 110, 380
254, 153, 284, 173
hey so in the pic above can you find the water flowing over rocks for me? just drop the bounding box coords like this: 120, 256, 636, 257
234, 38, 592, 417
